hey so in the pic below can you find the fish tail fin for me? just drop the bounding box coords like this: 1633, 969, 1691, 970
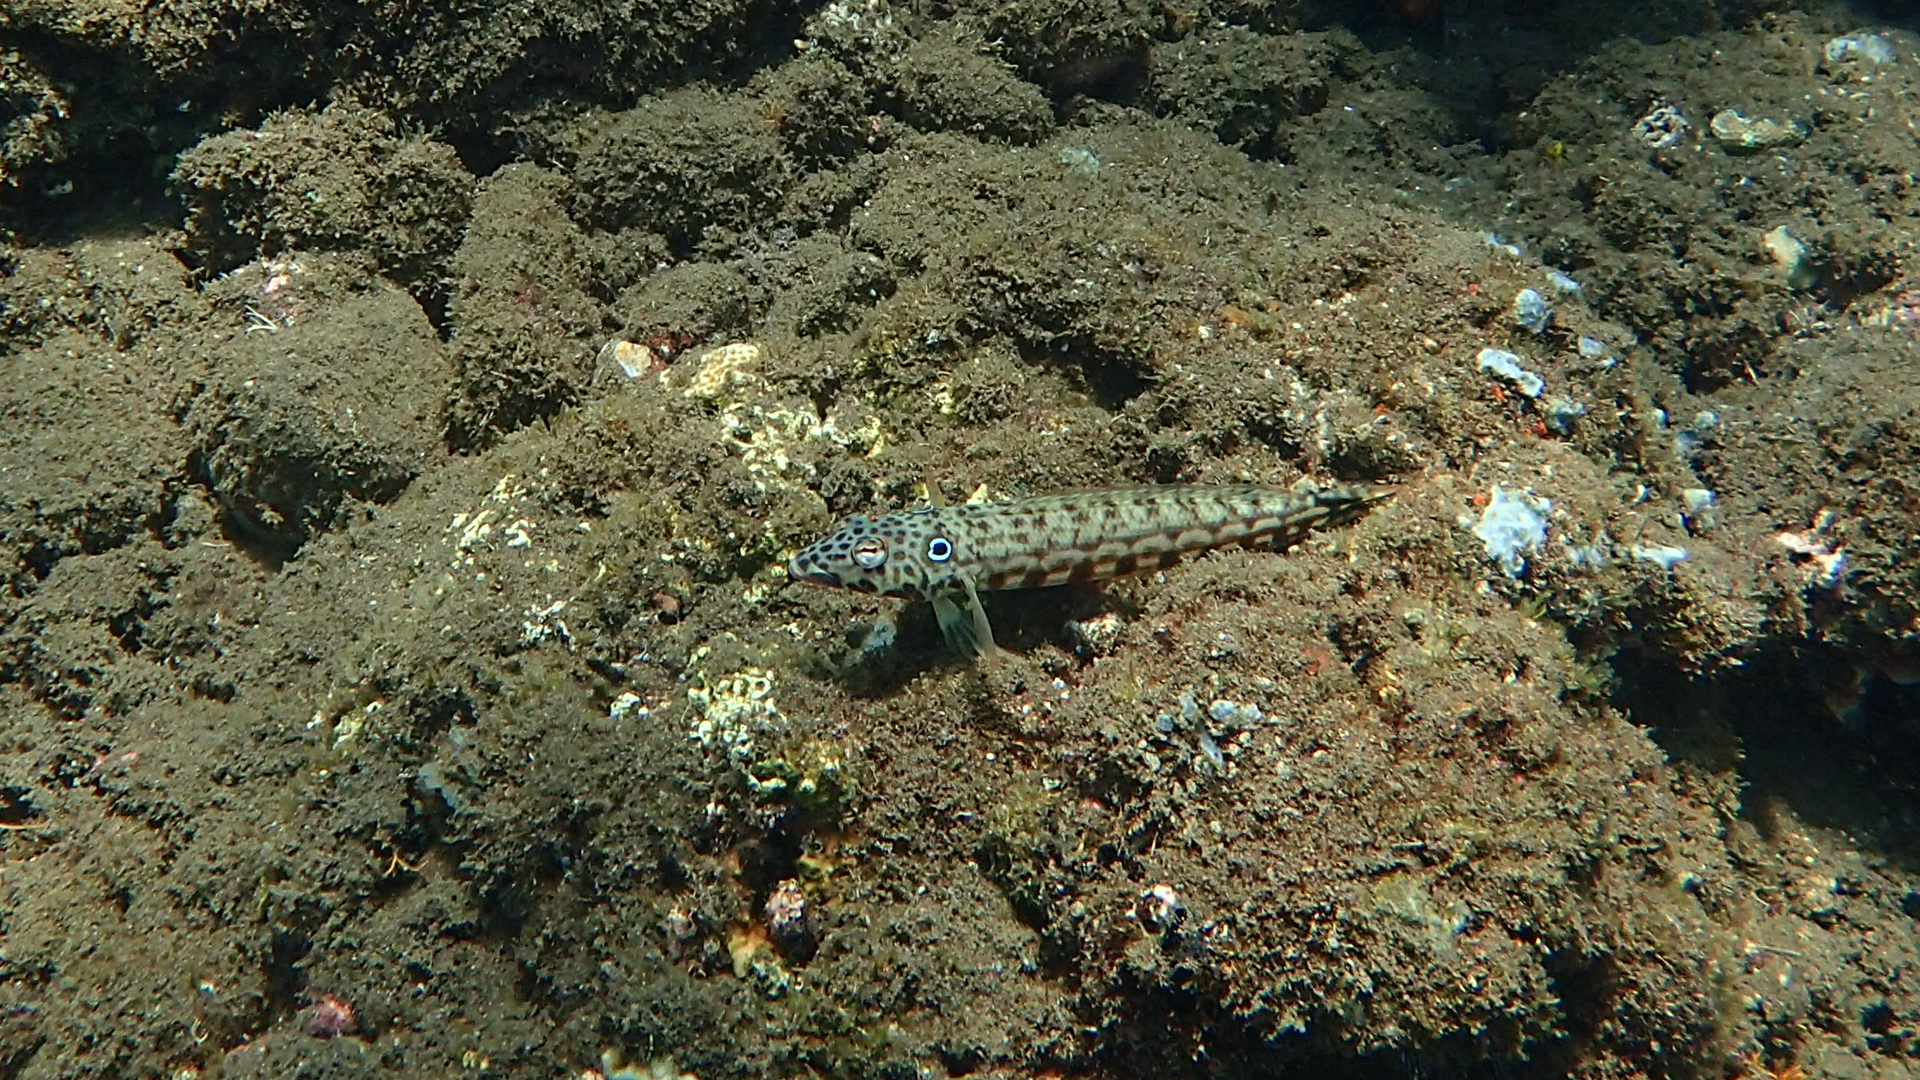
1317, 481, 1397, 524
1260, 481, 1397, 551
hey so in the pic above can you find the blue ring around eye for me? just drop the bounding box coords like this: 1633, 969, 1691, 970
926, 537, 953, 562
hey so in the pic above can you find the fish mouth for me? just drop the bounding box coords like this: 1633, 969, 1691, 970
787, 556, 839, 587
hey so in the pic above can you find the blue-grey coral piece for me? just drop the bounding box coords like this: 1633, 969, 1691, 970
1472, 486, 1552, 576
1825, 34, 1895, 65
1208, 698, 1263, 726
1477, 348, 1544, 398
1629, 544, 1688, 569
1545, 398, 1587, 433
1511, 288, 1553, 333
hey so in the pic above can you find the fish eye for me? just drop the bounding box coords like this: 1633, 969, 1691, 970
926, 536, 953, 562
852, 537, 888, 570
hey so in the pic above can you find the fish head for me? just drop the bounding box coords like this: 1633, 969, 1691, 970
787, 511, 947, 599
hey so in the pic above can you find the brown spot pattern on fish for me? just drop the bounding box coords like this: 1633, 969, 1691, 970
787, 483, 1395, 658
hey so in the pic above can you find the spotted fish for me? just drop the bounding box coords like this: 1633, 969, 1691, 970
786, 482, 1393, 658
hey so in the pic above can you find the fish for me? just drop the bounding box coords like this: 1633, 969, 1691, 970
786, 482, 1394, 658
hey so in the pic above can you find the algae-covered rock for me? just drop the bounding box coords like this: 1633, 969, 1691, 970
172, 102, 473, 290
0, 48, 71, 191
445, 164, 603, 447
1708, 107, 1809, 153
567, 87, 794, 253
1144, 25, 1344, 155
888, 31, 1053, 143
188, 255, 448, 558
0, 331, 185, 591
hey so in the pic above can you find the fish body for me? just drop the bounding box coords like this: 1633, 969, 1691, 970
787, 482, 1392, 658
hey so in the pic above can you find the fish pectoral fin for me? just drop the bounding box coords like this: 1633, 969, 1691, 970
932, 578, 1000, 660
930, 593, 982, 657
